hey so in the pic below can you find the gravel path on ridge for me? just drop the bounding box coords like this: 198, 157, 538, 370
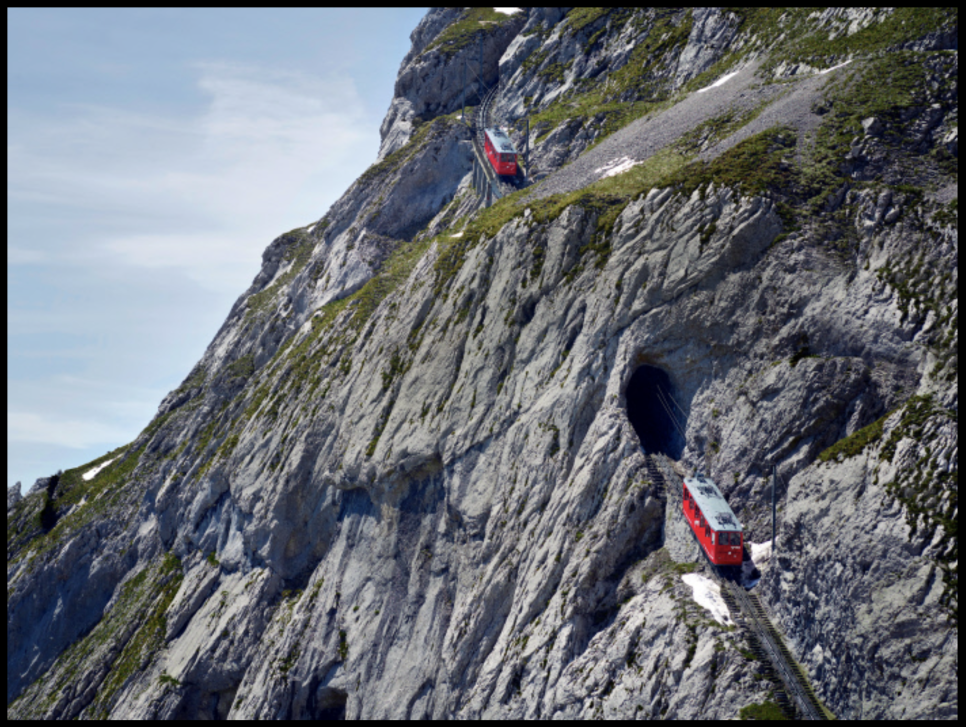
522, 59, 859, 203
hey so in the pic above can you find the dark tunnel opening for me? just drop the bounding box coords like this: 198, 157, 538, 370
626, 364, 686, 460
310, 686, 347, 720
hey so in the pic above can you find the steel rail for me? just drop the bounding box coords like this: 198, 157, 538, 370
470, 80, 523, 202
647, 454, 829, 720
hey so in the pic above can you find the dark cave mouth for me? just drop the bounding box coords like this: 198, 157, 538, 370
313, 687, 347, 720
626, 364, 686, 460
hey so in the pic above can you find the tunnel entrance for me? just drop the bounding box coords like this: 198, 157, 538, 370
310, 687, 347, 720
626, 364, 685, 460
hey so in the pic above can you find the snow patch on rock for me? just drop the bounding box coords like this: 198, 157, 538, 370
82, 457, 118, 482
818, 59, 852, 75
596, 156, 641, 178
749, 540, 773, 564
681, 573, 734, 626
696, 69, 740, 93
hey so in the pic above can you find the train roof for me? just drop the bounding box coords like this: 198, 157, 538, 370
484, 127, 517, 154
684, 473, 742, 532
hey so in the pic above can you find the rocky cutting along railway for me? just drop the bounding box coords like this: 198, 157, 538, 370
7, 7, 958, 720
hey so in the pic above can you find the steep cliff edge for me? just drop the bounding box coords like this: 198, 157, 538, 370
8, 8, 958, 720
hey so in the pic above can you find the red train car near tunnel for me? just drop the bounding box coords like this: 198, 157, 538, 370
682, 473, 743, 565
484, 127, 518, 176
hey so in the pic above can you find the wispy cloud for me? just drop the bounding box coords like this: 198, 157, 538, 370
8, 61, 376, 293
8, 375, 166, 449
8, 410, 137, 450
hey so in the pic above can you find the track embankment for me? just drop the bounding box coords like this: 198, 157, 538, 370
646, 453, 832, 721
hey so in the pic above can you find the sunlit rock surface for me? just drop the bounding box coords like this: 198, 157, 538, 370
8, 7, 957, 720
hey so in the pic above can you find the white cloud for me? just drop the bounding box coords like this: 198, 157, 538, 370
7, 375, 168, 450
8, 410, 137, 449
7, 246, 51, 265
8, 62, 376, 294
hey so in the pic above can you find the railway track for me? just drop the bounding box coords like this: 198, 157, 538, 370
642, 452, 667, 500
722, 579, 830, 720
470, 81, 525, 202
644, 454, 830, 721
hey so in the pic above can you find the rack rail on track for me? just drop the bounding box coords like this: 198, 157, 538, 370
645, 453, 830, 720
470, 81, 524, 204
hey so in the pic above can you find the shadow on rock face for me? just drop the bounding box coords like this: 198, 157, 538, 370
626, 365, 686, 460
311, 686, 347, 720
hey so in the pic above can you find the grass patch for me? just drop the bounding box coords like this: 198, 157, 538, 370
526, 9, 694, 146
226, 354, 255, 380
739, 700, 788, 720
246, 230, 315, 319
9, 554, 183, 719
423, 8, 518, 59
8, 443, 143, 571
800, 49, 955, 207
431, 125, 794, 298
818, 409, 891, 463
757, 8, 956, 72
668, 561, 699, 576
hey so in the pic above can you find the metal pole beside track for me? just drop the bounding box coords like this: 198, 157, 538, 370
479, 33, 483, 106
525, 117, 529, 184
771, 464, 778, 558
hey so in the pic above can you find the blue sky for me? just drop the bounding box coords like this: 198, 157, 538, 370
7, 8, 428, 489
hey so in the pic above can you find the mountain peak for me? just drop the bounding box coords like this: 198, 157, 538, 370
7, 8, 958, 719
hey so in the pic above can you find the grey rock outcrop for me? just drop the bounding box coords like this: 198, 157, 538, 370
760, 406, 957, 719
378, 8, 526, 160
7, 7, 958, 722
7, 482, 21, 512
27, 476, 50, 497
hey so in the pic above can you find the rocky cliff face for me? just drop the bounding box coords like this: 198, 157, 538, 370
7, 7, 958, 720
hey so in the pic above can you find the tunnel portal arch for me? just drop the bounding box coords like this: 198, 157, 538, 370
626, 364, 686, 460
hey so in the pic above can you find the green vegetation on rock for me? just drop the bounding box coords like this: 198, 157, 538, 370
739, 700, 788, 720
424, 8, 516, 59
818, 410, 889, 463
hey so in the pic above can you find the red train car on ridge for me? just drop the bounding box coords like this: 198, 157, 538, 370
484, 127, 518, 176
683, 473, 743, 566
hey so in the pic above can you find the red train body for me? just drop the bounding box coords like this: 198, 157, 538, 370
484, 127, 518, 176
682, 473, 743, 565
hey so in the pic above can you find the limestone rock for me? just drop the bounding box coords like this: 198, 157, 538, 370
7, 482, 21, 511
7, 7, 958, 722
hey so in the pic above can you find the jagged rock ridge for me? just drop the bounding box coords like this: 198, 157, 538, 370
7, 7, 958, 720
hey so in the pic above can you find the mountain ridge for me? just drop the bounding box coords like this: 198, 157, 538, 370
8, 7, 957, 719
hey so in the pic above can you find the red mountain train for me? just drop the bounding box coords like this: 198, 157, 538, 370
484, 127, 518, 176
683, 473, 743, 565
